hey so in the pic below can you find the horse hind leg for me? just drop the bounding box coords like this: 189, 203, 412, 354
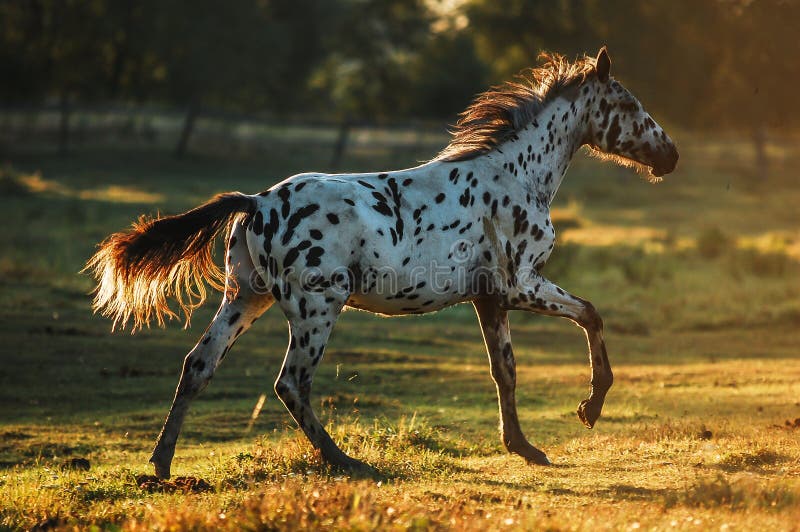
150, 220, 274, 479
272, 288, 373, 474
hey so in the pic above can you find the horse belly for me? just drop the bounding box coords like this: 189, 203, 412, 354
346, 276, 469, 315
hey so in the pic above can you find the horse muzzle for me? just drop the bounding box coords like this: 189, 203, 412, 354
650, 144, 679, 177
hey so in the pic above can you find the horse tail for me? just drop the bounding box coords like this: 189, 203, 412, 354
84, 192, 257, 331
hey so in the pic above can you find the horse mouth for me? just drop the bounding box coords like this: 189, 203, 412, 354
649, 146, 679, 178
650, 162, 677, 178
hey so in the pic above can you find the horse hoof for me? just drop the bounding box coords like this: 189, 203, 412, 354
526, 451, 551, 466
577, 399, 600, 429
329, 456, 377, 477
509, 441, 551, 466
150, 457, 171, 480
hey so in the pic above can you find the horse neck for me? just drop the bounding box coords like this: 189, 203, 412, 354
484, 92, 591, 205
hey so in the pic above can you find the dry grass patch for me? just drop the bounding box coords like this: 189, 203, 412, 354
666, 473, 797, 511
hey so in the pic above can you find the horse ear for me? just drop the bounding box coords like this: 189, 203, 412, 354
596, 46, 611, 82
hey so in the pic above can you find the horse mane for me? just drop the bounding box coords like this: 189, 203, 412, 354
436, 52, 599, 162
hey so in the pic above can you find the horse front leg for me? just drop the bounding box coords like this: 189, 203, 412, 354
473, 297, 550, 465
505, 273, 613, 429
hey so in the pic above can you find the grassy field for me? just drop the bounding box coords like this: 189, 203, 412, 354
1, 132, 799, 530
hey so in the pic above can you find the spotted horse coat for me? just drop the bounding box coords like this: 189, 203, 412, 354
86, 48, 678, 478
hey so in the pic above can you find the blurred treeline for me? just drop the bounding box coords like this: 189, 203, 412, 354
1, 0, 798, 156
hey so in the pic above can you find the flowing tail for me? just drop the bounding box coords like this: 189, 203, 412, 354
84, 192, 257, 331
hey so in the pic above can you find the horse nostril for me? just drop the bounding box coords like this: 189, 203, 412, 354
652, 145, 678, 176
662, 145, 678, 172
669, 146, 679, 167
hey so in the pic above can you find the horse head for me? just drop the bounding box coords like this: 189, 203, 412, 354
585, 47, 679, 181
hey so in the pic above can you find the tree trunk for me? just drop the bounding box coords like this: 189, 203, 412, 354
329, 117, 351, 172
108, 1, 134, 99
753, 124, 768, 180
175, 105, 198, 159
58, 92, 71, 156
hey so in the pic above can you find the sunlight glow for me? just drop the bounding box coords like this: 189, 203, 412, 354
426, 0, 469, 32
18, 173, 164, 204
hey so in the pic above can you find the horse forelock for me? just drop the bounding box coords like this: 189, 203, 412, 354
437, 52, 599, 163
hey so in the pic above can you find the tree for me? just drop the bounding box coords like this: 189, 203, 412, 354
462, 0, 800, 179
0, 0, 333, 157
465, 0, 605, 77
308, 0, 434, 169
146, 0, 333, 157
0, 0, 116, 154
406, 31, 490, 120
700, 0, 800, 178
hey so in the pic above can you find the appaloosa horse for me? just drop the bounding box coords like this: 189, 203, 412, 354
86, 47, 678, 478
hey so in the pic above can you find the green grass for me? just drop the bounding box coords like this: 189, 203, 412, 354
1, 132, 799, 530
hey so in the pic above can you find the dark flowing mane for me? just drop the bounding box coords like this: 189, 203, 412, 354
437, 53, 599, 162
